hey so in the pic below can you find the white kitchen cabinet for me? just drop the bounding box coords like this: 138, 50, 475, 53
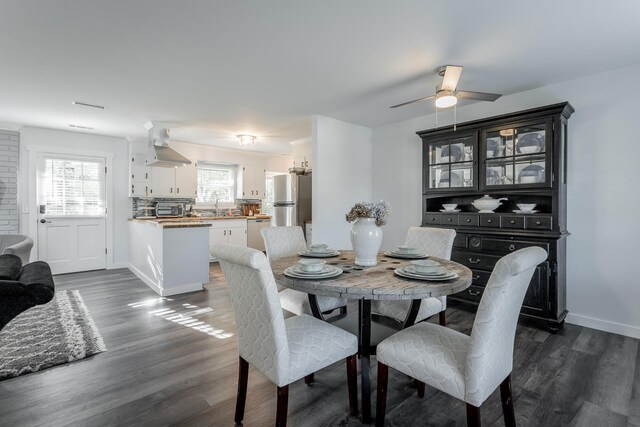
175, 163, 197, 198
152, 167, 176, 197
240, 165, 266, 199
247, 219, 271, 251
130, 154, 153, 197
207, 219, 247, 260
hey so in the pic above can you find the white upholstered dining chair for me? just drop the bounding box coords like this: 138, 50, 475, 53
372, 227, 456, 326
261, 226, 347, 316
375, 246, 547, 427
212, 244, 358, 427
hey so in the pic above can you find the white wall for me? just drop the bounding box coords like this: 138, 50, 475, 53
19, 127, 130, 267
371, 63, 640, 338
312, 115, 372, 249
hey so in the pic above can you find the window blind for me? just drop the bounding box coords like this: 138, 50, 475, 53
43, 157, 106, 216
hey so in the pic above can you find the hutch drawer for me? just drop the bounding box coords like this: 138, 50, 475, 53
526, 216, 553, 231
455, 285, 485, 304
441, 214, 458, 226
482, 238, 549, 255
425, 213, 441, 225
470, 269, 492, 288
453, 234, 468, 249
479, 214, 500, 228
459, 214, 479, 227
501, 215, 525, 229
451, 251, 502, 271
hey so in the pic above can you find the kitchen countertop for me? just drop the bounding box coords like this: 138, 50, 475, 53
128, 215, 271, 227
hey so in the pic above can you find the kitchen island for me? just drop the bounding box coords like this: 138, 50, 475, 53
128, 219, 211, 296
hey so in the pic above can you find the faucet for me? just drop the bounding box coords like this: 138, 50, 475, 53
215, 198, 219, 216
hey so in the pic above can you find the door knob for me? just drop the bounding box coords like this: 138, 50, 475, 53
40, 219, 51, 224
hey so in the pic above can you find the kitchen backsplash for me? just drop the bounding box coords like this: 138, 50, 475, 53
131, 197, 194, 217
131, 197, 261, 218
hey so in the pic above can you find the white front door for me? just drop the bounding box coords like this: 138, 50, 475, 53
37, 154, 107, 274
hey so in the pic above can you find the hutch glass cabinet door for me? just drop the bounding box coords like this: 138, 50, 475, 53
482, 120, 551, 189
426, 134, 476, 190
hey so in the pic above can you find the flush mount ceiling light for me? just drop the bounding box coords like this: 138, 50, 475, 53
237, 135, 256, 146
435, 90, 458, 109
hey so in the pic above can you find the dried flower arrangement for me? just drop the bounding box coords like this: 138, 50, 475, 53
345, 201, 391, 227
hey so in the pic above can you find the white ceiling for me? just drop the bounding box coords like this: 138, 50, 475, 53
1, 1, 639, 153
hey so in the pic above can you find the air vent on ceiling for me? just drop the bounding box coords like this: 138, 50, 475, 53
72, 100, 106, 110
69, 124, 94, 130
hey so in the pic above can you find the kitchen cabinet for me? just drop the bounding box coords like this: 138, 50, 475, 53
247, 219, 271, 251
152, 167, 176, 197
147, 164, 198, 198
417, 102, 574, 332
175, 163, 197, 198
240, 165, 266, 199
207, 219, 247, 260
130, 154, 153, 197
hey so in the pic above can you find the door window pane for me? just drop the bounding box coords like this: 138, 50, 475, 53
42, 157, 105, 216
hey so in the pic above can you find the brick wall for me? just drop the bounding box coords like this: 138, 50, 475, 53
0, 130, 19, 233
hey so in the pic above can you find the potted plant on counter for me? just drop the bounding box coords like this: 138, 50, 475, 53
346, 201, 391, 266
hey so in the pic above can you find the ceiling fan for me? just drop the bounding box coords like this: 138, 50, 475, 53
390, 65, 502, 110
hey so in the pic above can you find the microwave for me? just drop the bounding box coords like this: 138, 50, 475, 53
156, 203, 185, 218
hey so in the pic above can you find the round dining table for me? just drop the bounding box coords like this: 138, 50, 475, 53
270, 250, 472, 424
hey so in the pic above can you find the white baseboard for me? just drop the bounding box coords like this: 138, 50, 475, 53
108, 262, 128, 270
566, 313, 640, 339
127, 264, 203, 297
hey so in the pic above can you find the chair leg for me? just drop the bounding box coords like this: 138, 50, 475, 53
276, 385, 289, 427
304, 373, 314, 385
235, 357, 249, 424
500, 374, 516, 427
376, 362, 389, 427
346, 354, 358, 416
439, 310, 447, 326
466, 403, 481, 427
414, 379, 425, 398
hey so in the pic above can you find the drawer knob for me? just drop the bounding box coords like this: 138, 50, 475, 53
535, 221, 542, 225
431, 218, 436, 221
509, 244, 516, 251
466, 219, 471, 223
472, 275, 481, 281
509, 220, 516, 224
469, 289, 481, 296
447, 218, 453, 222
487, 219, 493, 223
469, 258, 481, 264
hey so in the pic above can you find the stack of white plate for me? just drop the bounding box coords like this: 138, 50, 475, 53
394, 266, 458, 281
384, 247, 427, 259
284, 265, 343, 279
298, 248, 340, 257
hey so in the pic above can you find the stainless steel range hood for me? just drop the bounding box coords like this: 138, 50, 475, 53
144, 122, 191, 168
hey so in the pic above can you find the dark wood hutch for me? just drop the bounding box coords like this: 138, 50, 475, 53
417, 102, 574, 331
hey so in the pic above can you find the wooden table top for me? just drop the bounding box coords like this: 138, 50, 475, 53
270, 251, 472, 301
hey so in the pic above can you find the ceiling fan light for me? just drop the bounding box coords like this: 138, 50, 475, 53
237, 134, 256, 146
435, 92, 458, 109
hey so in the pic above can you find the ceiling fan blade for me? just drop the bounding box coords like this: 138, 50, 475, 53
390, 95, 435, 108
440, 65, 464, 91
456, 90, 502, 102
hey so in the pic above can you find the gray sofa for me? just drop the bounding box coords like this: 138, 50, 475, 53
0, 234, 34, 264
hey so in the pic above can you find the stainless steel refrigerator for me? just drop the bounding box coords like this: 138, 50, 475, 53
273, 173, 311, 228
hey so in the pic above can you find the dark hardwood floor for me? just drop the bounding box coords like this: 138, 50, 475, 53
1, 265, 639, 426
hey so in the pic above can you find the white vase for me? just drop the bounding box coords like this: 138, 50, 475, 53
350, 217, 383, 266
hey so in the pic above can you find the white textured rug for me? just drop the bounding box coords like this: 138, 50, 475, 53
0, 290, 106, 380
